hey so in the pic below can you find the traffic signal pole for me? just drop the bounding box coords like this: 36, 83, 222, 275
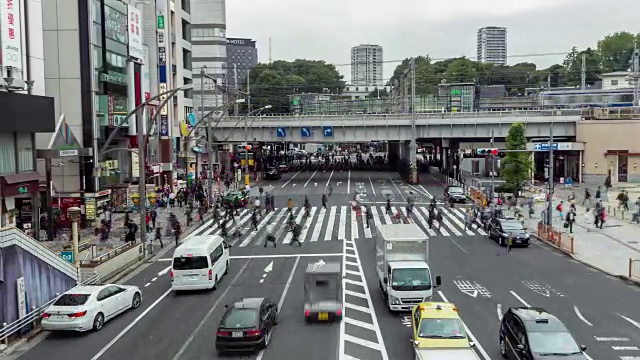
490, 130, 495, 204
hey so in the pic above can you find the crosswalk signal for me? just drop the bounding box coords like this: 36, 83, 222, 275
476, 148, 498, 156
245, 144, 252, 151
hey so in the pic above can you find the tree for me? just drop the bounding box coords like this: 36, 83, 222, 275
246, 60, 345, 113
597, 32, 638, 72
367, 88, 389, 98
501, 123, 532, 196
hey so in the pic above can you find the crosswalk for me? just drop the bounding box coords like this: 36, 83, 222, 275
187, 205, 488, 248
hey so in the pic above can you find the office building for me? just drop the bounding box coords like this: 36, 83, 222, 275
40, 0, 193, 221
351, 44, 383, 86
226, 38, 258, 89
477, 27, 507, 65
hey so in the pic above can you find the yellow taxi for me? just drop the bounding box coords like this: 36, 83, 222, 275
410, 302, 472, 349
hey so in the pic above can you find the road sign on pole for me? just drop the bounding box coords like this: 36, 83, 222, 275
276, 127, 286, 137
301, 127, 311, 137
60, 251, 74, 263
323, 126, 333, 137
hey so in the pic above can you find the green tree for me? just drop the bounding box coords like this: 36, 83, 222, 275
501, 123, 532, 195
247, 60, 345, 113
597, 31, 638, 72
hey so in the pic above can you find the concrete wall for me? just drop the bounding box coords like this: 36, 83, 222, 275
84, 243, 143, 281
577, 120, 640, 185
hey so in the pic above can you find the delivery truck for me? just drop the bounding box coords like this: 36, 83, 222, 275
376, 223, 440, 311
303, 260, 343, 322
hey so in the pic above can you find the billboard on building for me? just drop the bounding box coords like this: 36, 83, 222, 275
0, 0, 23, 69
127, 5, 144, 62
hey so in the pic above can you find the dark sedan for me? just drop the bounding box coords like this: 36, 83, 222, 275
264, 167, 282, 180
444, 186, 467, 204
487, 217, 530, 247
215, 297, 279, 355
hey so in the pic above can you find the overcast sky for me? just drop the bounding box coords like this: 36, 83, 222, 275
226, 0, 640, 83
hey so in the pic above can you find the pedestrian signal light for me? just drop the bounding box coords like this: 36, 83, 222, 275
490, 148, 498, 156
476, 149, 487, 155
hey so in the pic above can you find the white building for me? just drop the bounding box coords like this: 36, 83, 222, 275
477, 26, 507, 65
351, 44, 383, 86
343, 84, 390, 100
600, 71, 632, 90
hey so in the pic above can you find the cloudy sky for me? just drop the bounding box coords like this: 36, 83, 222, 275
227, 0, 640, 83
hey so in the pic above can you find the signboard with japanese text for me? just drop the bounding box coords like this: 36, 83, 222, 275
16, 277, 26, 318
127, 5, 144, 62
159, 83, 168, 115
108, 95, 115, 126
159, 115, 169, 136
158, 47, 166, 65
0, 0, 23, 69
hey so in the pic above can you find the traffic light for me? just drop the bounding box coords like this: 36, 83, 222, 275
476, 148, 498, 156
245, 144, 252, 151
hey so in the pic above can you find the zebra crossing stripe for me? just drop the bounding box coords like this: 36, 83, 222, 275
371, 206, 383, 229
283, 207, 306, 244
338, 206, 347, 240
416, 208, 438, 236
444, 208, 475, 235
351, 209, 359, 239
325, 206, 337, 241
379, 205, 392, 224
239, 209, 279, 247
272, 207, 292, 241
298, 206, 317, 242
310, 207, 326, 242
362, 211, 372, 238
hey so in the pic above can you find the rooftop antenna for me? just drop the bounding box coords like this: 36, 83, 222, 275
268, 36, 272, 63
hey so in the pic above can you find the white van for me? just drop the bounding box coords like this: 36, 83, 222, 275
170, 235, 231, 291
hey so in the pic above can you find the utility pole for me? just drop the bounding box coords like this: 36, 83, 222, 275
409, 58, 418, 184
580, 53, 586, 91
490, 130, 495, 201
546, 125, 555, 226
239, 65, 249, 187
247, 72, 251, 113
631, 43, 640, 107
233, 64, 239, 116
200, 66, 206, 186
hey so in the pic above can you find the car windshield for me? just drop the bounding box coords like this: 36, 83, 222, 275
172, 256, 209, 270
54, 294, 90, 306
418, 318, 466, 339
391, 268, 431, 290
502, 222, 524, 231
221, 308, 259, 329
528, 331, 582, 355
448, 187, 463, 193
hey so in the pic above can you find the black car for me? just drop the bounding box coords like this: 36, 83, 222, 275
215, 297, 279, 355
278, 163, 289, 173
500, 307, 588, 359
264, 167, 282, 180
487, 217, 530, 247
444, 186, 466, 204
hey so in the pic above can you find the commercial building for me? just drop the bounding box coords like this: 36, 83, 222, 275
477, 26, 507, 65
351, 44, 383, 86
39, 0, 193, 225
226, 38, 257, 89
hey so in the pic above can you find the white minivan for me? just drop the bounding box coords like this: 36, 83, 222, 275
170, 235, 231, 291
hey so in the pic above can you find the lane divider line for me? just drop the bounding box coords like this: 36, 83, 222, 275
281, 170, 302, 188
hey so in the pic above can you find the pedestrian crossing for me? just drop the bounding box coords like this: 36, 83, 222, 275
187, 205, 489, 248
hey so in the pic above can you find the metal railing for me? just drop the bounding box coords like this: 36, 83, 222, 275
0, 273, 100, 344
78, 241, 138, 267
629, 258, 640, 281
227, 108, 584, 118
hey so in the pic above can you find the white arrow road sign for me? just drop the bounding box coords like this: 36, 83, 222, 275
292, 184, 297, 187
315, 183, 317, 186
402, 316, 411, 327
453, 280, 478, 298
336, 182, 342, 186
158, 266, 171, 276
264, 261, 273, 273
522, 280, 550, 297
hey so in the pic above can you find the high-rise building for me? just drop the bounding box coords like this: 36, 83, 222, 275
477, 27, 507, 65
226, 38, 258, 89
351, 44, 383, 86
40, 0, 193, 220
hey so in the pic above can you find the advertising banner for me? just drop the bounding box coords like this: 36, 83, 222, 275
160, 114, 169, 136
0, 0, 23, 69
127, 5, 144, 62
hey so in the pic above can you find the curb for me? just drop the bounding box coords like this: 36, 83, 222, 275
531, 234, 640, 287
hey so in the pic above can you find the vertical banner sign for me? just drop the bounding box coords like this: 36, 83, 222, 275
157, 9, 168, 137
142, 46, 150, 100
131, 151, 140, 177
0, 0, 23, 69
16, 277, 26, 319
159, 83, 169, 136
127, 5, 144, 62
108, 95, 115, 126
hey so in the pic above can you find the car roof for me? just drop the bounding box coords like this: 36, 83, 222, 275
509, 307, 567, 331
232, 297, 265, 309
64, 285, 108, 295
417, 302, 461, 319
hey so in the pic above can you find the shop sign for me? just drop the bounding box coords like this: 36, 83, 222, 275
2, 181, 38, 197
0, 0, 23, 69
100, 71, 127, 85
108, 95, 115, 126
85, 197, 96, 220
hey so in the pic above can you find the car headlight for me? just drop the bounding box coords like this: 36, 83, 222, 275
525, 233, 530, 239
389, 296, 401, 305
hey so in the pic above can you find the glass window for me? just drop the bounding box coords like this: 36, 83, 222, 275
501, 221, 524, 231
16, 133, 33, 172
391, 268, 431, 290
172, 256, 209, 270
106, 51, 126, 72
92, 23, 102, 46
417, 318, 466, 339
0, 133, 16, 174
221, 308, 258, 328
104, 6, 128, 44
528, 331, 581, 355
54, 294, 90, 306
92, 0, 102, 23
93, 46, 103, 69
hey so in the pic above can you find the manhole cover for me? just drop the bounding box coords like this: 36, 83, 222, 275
627, 241, 639, 244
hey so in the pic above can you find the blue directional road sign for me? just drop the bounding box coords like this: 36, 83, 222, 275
276, 127, 286, 137
533, 143, 558, 151
323, 126, 334, 137
60, 251, 74, 264
301, 127, 311, 137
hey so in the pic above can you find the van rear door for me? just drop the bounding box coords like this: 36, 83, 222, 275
172, 255, 211, 286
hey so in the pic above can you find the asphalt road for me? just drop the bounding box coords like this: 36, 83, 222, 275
13, 170, 640, 360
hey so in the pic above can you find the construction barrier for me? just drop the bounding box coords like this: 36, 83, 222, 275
536, 222, 574, 254
469, 187, 487, 207
629, 259, 640, 281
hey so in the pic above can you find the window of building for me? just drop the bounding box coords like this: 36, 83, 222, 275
16, 133, 33, 172
183, 78, 193, 98
0, 133, 16, 174
182, 48, 192, 70
93, 45, 103, 69
182, 19, 190, 41
92, 0, 102, 23
106, 51, 127, 72
104, 6, 128, 44
92, 23, 102, 46
181, 0, 190, 13
611, 79, 619, 86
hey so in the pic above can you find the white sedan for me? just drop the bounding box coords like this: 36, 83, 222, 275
41, 284, 142, 332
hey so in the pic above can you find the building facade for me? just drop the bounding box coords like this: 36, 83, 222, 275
226, 38, 257, 90
477, 26, 507, 65
350, 44, 383, 86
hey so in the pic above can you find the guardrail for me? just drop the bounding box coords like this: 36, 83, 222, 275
78, 242, 137, 267
0, 273, 100, 346
536, 222, 575, 254
237, 109, 584, 118
629, 259, 640, 281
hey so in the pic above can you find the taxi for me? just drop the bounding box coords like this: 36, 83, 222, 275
410, 302, 479, 360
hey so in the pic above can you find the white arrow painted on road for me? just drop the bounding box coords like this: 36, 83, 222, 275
402, 316, 411, 327
292, 184, 297, 187
314, 183, 317, 186
336, 182, 342, 186
158, 266, 171, 276
264, 261, 273, 273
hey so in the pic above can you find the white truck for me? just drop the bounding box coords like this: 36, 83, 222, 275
376, 223, 441, 311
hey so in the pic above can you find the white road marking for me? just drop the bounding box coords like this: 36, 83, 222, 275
151, 277, 157, 282
283, 208, 306, 244
612, 346, 640, 351
263, 261, 273, 272
437, 291, 491, 360
239, 209, 279, 247
281, 170, 302, 187
156, 258, 172, 262
380, 206, 392, 224
510, 291, 531, 306
325, 169, 334, 188
351, 209, 359, 239
595, 337, 631, 341
170, 261, 252, 360
389, 177, 407, 202
158, 266, 171, 276
497, 304, 503, 321
338, 206, 347, 240
311, 207, 326, 242
573, 306, 593, 326
619, 313, 640, 330
347, 170, 351, 194
325, 206, 337, 241
230, 253, 342, 259
255, 257, 300, 360
144, 283, 150, 287
369, 176, 377, 197
304, 169, 319, 187
298, 207, 316, 242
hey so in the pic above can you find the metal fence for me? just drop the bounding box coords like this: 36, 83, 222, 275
0, 273, 100, 345
629, 258, 640, 281
78, 241, 137, 267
